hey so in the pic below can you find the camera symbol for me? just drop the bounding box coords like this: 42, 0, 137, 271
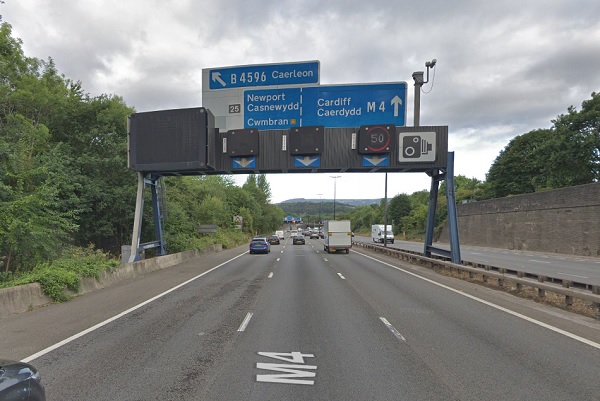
403, 135, 433, 158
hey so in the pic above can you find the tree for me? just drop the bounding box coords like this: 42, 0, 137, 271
546, 92, 600, 187
486, 93, 600, 199
387, 194, 411, 233
0, 114, 76, 271
485, 129, 552, 198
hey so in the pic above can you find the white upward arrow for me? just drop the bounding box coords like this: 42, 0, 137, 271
212, 72, 227, 87
391, 95, 402, 117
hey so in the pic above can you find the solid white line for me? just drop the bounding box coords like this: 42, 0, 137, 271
529, 259, 551, 264
268, 272, 274, 279
237, 312, 254, 332
354, 250, 600, 351
337, 273, 346, 280
558, 272, 589, 279
21, 251, 249, 363
379, 317, 406, 342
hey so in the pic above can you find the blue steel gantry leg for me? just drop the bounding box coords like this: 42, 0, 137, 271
445, 152, 461, 264
128, 173, 167, 262
424, 168, 442, 257
423, 151, 461, 264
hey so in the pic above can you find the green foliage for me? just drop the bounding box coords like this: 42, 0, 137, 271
486, 92, 600, 197
1, 19, 599, 298
0, 246, 119, 301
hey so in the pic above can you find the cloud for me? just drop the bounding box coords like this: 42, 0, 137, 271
3, 0, 600, 200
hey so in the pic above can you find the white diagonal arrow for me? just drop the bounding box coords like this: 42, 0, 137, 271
297, 156, 318, 166
212, 72, 226, 87
365, 155, 387, 166
391, 95, 402, 117
234, 157, 255, 168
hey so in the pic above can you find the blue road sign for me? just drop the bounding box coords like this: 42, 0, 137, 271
244, 88, 302, 129
243, 83, 406, 129
302, 83, 406, 127
209, 61, 319, 90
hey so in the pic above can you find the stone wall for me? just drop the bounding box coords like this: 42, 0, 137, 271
438, 182, 600, 256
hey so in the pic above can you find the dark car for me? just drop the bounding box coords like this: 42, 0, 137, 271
293, 234, 305, 245
0, 359, 46, 401
249, 237, 270, 254
267, 235, 280, 245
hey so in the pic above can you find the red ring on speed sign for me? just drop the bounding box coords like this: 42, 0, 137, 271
367, 126, 392, 152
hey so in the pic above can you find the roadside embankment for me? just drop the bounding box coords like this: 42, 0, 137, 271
0, 245, 222, 319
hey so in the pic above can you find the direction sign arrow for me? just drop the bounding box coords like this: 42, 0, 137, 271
212, 72, 226, 87
294, 156, 320, 167
233, 157, 256, 169
362, 155, 389, 167
391, 95, 402, 117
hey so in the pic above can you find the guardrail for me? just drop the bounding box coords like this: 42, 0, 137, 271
353, 241, 600, 314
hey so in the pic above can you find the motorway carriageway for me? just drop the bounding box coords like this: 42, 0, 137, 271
1, 237, 599, 400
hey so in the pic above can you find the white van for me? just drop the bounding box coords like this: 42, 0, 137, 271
372, 224, 394, 244
276, 230, 285, 240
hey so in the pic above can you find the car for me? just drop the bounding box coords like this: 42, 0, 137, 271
249, 237, 270, 254
0, 359, 46, 401
267, 235, 280, 245
310, 230, 320, 239
303, 229, 311, 236
293, 234, 305, 245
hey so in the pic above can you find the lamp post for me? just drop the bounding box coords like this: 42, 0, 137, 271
330, 176, 341, 220
412, 58, 436, 127
317, 193, 323, 226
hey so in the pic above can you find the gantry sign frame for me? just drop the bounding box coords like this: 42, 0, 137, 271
126, 106, 460, 264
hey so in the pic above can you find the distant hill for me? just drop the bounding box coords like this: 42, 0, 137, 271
278, 198, 381, 207
276, 198, 381, 217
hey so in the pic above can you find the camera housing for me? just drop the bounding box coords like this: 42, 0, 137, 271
398, 132, 437, 162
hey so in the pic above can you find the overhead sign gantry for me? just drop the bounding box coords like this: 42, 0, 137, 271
129, 59, 460, 266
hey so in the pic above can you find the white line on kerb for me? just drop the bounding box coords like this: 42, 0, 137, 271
337, 273, 346, 280
379, 317, 406, 342
21, 251, 249, 363
558, 272, 589, 279
354, 250, 600, 351
238, 312, 254, 332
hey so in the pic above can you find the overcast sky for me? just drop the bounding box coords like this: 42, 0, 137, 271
3, 1, 600, 203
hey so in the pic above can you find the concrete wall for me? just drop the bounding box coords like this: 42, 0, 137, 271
0, 245, 223, 319
439, 182, 600, 256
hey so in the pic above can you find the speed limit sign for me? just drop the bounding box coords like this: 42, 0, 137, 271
357, 125, 395, 154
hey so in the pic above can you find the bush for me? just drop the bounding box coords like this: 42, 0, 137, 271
0, 245, 119, 301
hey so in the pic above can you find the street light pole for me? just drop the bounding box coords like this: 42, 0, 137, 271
317, 193, 323, 225
330, 176, 341, 220
412, 58, 436, 127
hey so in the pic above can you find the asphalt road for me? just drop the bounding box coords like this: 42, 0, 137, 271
355, 236, 600, 286
2, 239, 600, 400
